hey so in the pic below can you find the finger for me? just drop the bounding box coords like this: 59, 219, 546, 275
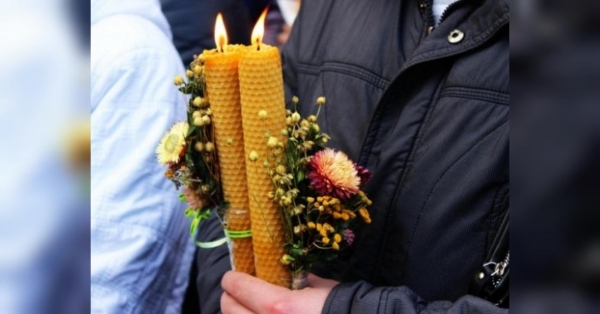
221, 292, 254, 314
307, 273, 339, 289
221, 271, 290, 313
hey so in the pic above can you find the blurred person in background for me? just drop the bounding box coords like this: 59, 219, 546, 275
160, 0, 255, 66
0, 1, 88, 314
91, 0, 194, 313
263, 0, 301, 47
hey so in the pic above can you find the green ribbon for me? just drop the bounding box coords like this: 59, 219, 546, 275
189, 209, 229, 249
195, 237, 228, 248
225, 229, 253, 239
188, 208, 253, 249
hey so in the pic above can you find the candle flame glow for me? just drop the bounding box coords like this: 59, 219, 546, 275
214, 13, 228, 52
251, 8, 268, 50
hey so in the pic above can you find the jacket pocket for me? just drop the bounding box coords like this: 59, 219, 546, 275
440, 86, 509, 106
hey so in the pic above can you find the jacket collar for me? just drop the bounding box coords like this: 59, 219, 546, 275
404, 0, 509, 69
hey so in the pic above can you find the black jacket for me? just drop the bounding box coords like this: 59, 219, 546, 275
281, 0, 509, 313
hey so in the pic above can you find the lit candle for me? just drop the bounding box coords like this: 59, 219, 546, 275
203, 13, 255, 275
238, 9, 291, 287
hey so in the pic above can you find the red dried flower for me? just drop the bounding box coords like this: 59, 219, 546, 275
308, 148, 360, 201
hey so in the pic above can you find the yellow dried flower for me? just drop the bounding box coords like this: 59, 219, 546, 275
283, 198, 292, 206
322, 236, 330, 244
194, 142, 204, 152
174, 75, 184, 85
317, 96, 326, 106
276, 165, 286, 175
280, 254, 294, 266
292, 96, 299, 104
204, 142, 214, 152
334, 234, 342, 243
192, 111, 202, 119
307, 222, 316, 229
156, 122, 188, 165
308, 115, 317, 123
333, 212, 342, 219
359, 208, 370, 219
201, 115, 211, 125
258, 110, 268, 120
332, 242, 340, 250
165, 169, 174, 178
312, 124, 320, 133
281, 129, 289, 136
359, 208, 372, 223
319, 229, 328, 238
193, 117, 204, 126
291, 112, 301, 123
248, 151, 259, 162
227, 138, 233, 145
307, 197, 315, 204
344, 210, 356, 219
193, 97, 204, 107
341, 213, 350, 221
186, 70, 194, 78
193, 65, 203, 75
267, 136, 278, 148
316, 223, 323, 231
324, 223, 334, 232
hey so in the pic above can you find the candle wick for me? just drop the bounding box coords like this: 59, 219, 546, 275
256, 38, 260, 51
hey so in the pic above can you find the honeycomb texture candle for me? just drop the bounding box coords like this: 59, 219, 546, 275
203, 46, 255, 275
238, 44, 291, 287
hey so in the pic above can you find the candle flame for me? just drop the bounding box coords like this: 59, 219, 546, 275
214, 13, 228, 52
251, 8, 268, 49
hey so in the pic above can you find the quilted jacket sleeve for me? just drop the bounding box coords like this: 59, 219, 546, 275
322, 281, 507, 314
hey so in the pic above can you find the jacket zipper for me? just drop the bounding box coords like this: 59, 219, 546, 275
423, 0, 467, 34
439, 0, 466, 24
491, 250, 509, 288
419, 0, 435, 35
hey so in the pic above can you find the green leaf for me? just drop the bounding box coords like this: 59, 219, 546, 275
179, 193, 187, 202
187, 125, 197, 137
296, 170, 305, 183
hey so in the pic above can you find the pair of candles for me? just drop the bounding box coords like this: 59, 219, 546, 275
203, 11, 290, 287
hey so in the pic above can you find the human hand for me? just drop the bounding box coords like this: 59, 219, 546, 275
221, 271, 339, 314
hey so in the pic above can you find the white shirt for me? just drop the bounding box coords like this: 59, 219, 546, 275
91, 0, 194, 313
433, 0, 459, 26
